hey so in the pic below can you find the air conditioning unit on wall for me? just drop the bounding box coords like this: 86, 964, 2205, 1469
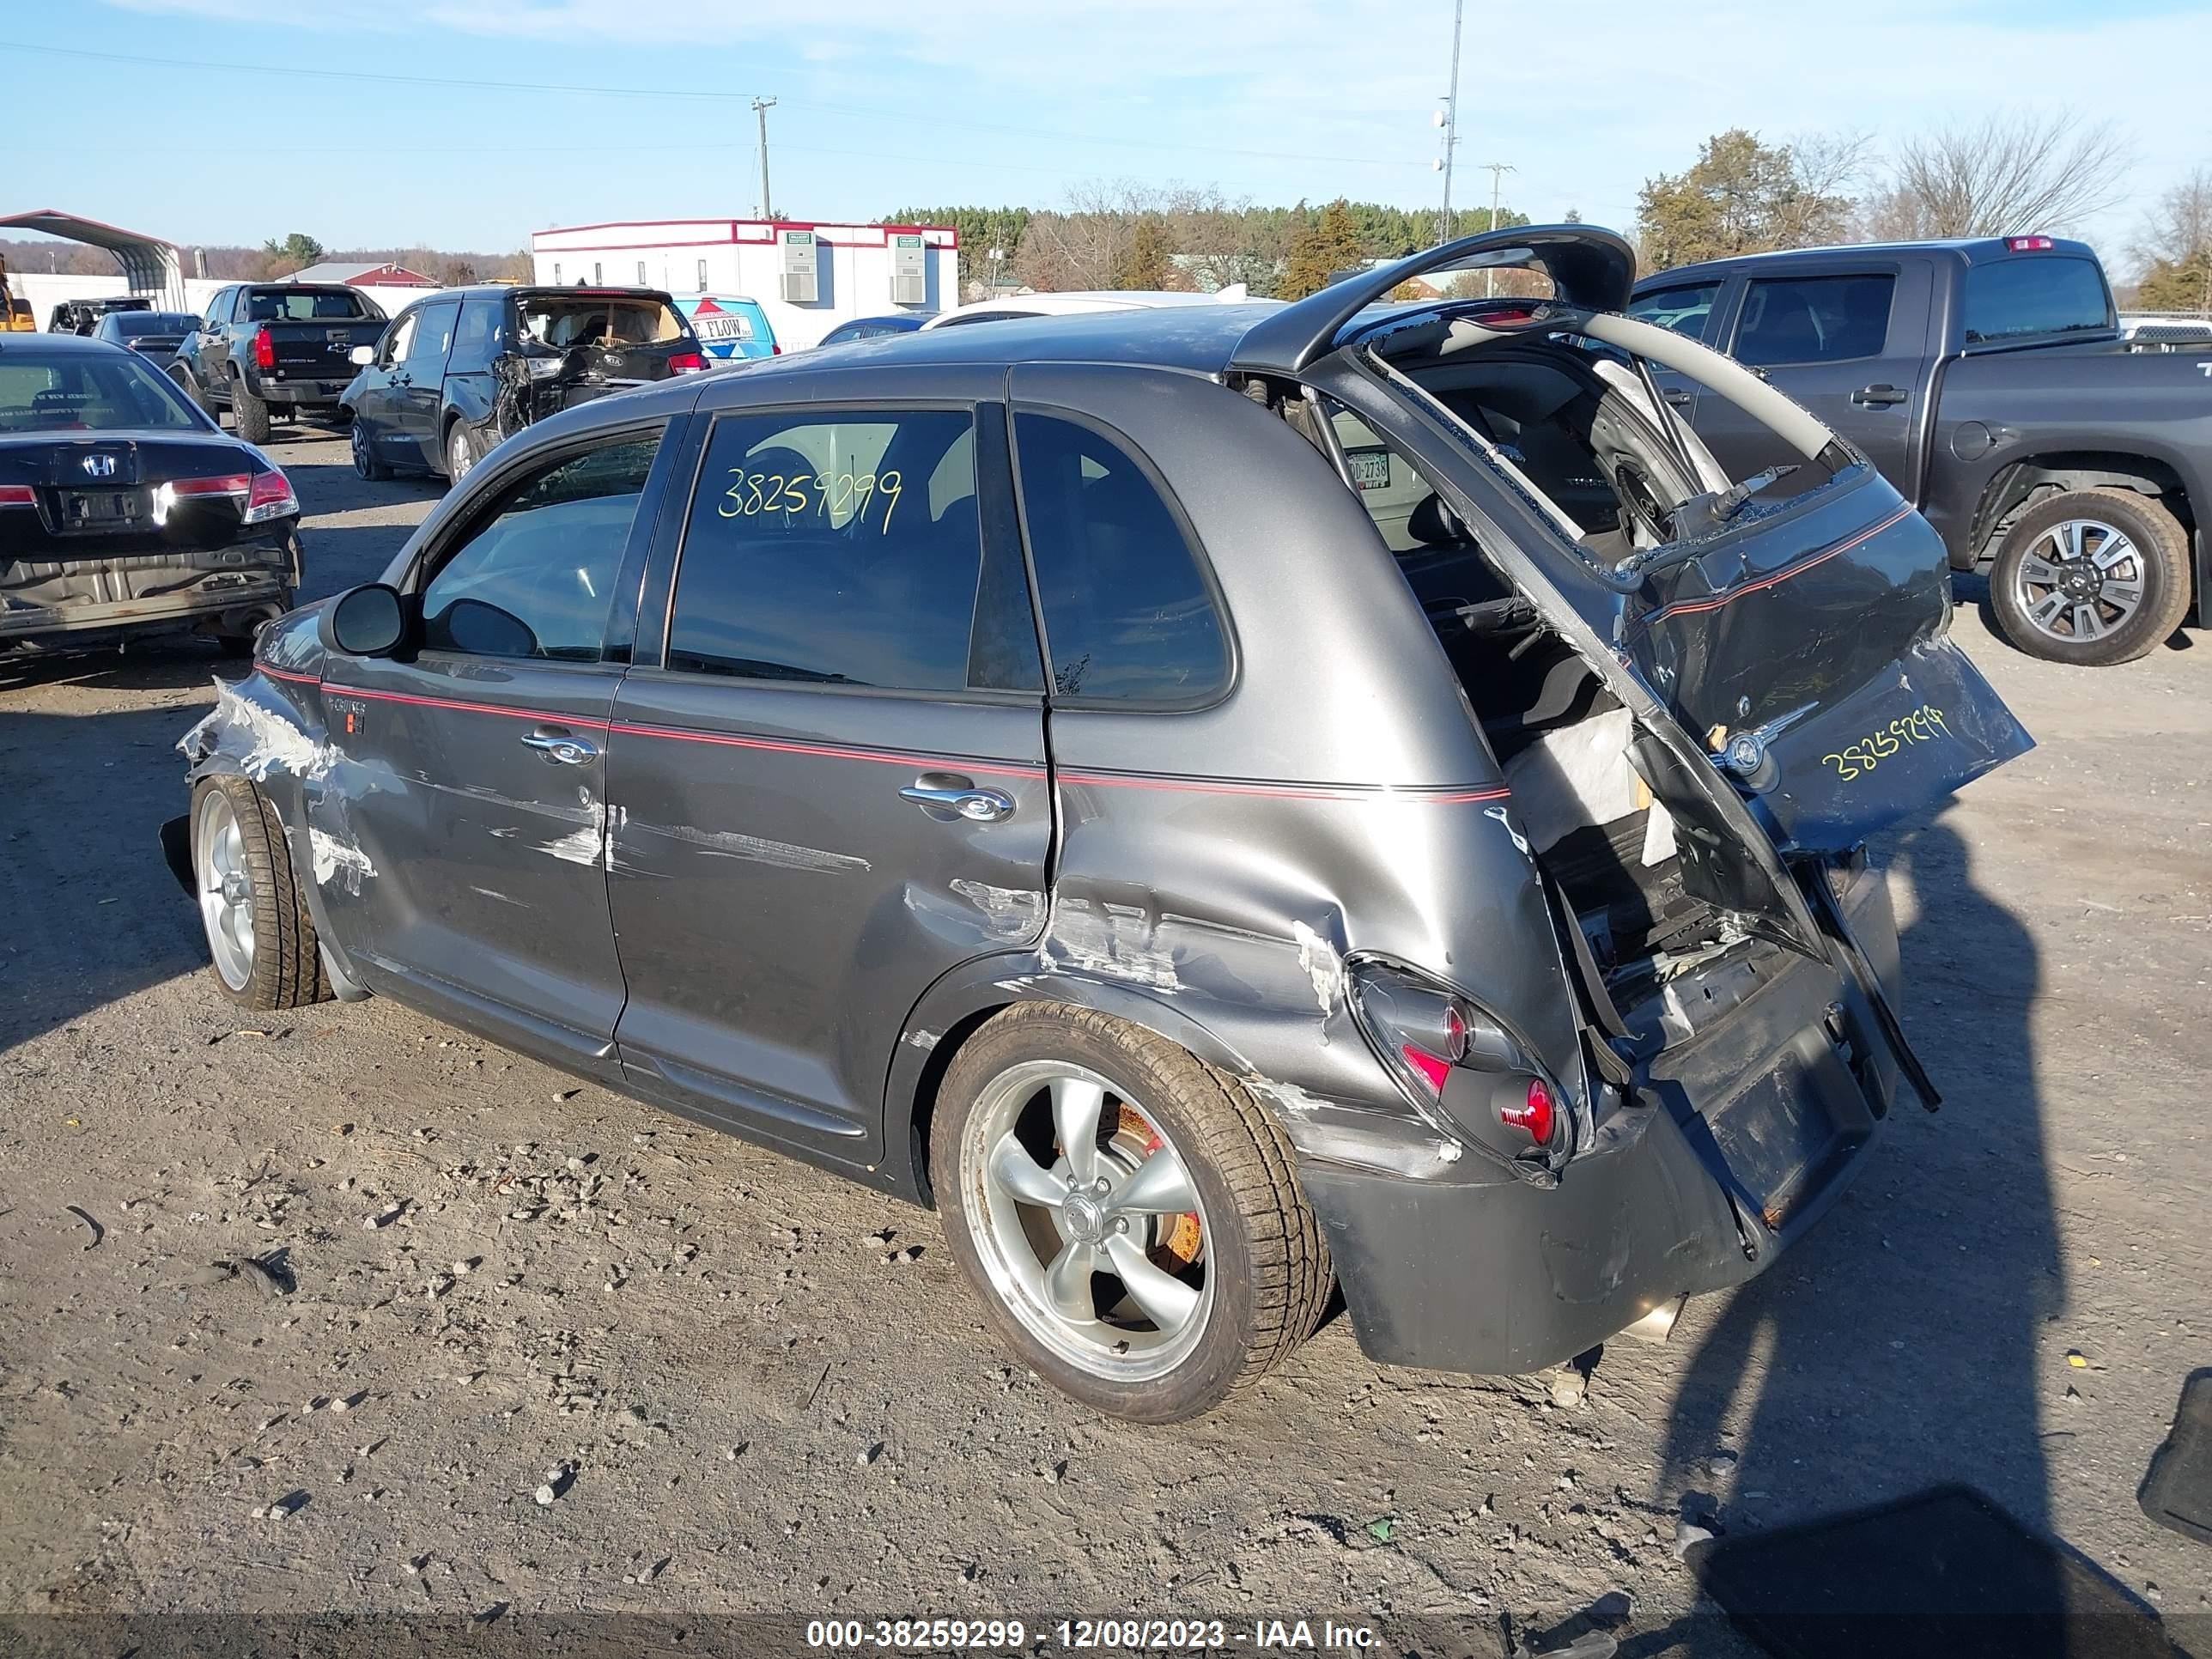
890, 234, 927, 306
779, 229, 818, 303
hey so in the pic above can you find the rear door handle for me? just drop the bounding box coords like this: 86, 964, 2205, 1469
523, 729, 599, 765
1850, 383, 1909, 407
900, 775, 1014, 823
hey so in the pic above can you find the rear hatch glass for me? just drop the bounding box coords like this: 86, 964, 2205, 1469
518, 294, 693, 382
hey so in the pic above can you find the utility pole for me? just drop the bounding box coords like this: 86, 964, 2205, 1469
751, 96, 778, 220
1437, 0, 1464, 242
1478, 161, 1516, 294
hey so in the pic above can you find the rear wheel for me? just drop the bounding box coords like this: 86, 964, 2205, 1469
1990, 489, 2191, 665
445, 418, 479, 483
191, 775, 331, 1009
931, 1003, 1330, 1422
350, 416, 391, 481
169, 363, 215, 420
231, 374, 270, 445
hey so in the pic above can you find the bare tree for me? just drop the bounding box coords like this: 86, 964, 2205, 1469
1864, 112, 2131, 239
2130, 166, 2212, 270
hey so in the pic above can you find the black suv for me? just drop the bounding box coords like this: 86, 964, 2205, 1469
342, 285, 707, 485
171, 228, 2029, 1421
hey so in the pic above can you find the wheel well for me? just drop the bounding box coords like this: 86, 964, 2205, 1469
902, 1003, 1009, 1208
1970, 452, 2194, 565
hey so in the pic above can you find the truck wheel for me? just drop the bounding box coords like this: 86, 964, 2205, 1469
930, 1002, 1331, 1423
1990, 489, 2191, 665
231, 374, 271, 445
190, 775, 331, 1009
350, 416, 391, 481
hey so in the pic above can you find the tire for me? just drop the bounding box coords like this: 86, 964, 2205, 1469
444, 417, 479, 483
1989, 488, 2192, 666
190, 775, 331, 1010
231, 374, 270, 444
169, 363, 215, 420
350, 416, 391, 481
930, 1002, 1330, 1423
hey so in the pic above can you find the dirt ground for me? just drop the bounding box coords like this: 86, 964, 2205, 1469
2, 430, 2207, 1655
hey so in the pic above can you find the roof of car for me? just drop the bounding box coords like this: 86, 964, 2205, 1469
794, 302, 1288, 376
1, 332, 126, 356
1643, 236, 2101, 286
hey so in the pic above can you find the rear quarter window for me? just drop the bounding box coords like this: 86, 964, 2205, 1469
1734, 274, 1895, 366
1961, 257, 2112, 343
1013, 412, 1229, 705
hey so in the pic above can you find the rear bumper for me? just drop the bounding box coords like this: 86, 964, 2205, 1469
243, 370, 349, 407
0, 532, 299, 646
1305, 870, 1901, 1376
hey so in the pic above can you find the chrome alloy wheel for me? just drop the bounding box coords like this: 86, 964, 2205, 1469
2012, 517, 2146, 644
350, 418, 374, 477
447, 423, 473, 483
195, 789, 256, 992
959, 1060, 1212, 1382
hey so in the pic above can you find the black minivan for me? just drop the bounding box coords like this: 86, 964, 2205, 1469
342, 285, 707, 485
175, 228, 2031, 1423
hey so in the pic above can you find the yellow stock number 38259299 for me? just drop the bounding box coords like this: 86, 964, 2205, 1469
717, 468, 907, 532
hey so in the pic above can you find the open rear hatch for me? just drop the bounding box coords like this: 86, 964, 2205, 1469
1240, 228, 2032, 1129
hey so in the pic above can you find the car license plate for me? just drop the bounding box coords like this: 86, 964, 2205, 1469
1347, 448, 1392, 491
64, 489, 139, 526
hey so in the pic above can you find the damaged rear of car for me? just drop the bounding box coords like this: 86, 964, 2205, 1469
3, 334, 300, 655
1223, 228, 2031, 1371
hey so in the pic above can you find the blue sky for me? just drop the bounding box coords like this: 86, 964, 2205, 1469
3, 0, 2206, 268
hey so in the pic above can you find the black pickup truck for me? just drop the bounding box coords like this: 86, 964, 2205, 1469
170, 283, 389, 446
1630, 237, 2209, 665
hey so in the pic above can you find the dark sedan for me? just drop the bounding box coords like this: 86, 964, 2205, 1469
2, 334, 300, 653
817, 313, 929, 348
93, 309, 204, 372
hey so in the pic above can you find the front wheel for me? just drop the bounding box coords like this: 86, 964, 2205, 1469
1990, 489, 2192, 665
350, 416, 391, 481
191, 775, 331, 1009
931, 1003, 1331, 1423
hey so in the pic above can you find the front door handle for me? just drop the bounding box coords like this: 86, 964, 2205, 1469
1850, 383, 1909, 407
900, 775, 1014, 823
523, 729, 599, 765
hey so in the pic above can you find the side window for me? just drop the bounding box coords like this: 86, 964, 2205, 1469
450, 297, 501, 373
381, 311, 418, 367
666, 409, 987, 690
1734, 274, 1894, 367
1014, 413, 1228, 704
417, 434, 662, 662
404, 301, 459, 371
207, 289, 234, 325
1961, 258, 2112, 343
1625, 281, 1722, 341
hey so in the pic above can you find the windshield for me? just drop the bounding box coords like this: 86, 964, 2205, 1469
246, 289, 374, 322
0, 354, 204, 432
520, 296, 685, 349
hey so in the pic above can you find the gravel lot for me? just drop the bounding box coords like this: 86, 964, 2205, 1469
3, 429, 2207, 1653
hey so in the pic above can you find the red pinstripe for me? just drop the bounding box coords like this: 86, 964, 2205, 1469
1638, 503, 1917, 626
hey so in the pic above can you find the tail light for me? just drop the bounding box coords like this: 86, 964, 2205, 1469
252, 326, 276, 370
1346, 959, 1569, 1161
2006, 236, 2055, 252
244, 466, 297, 523
0, 483, 35, 507
669, 349, 705, 374
771, 343, 783, 355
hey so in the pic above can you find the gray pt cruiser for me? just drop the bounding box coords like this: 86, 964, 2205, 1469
165, 229, 2032, 1421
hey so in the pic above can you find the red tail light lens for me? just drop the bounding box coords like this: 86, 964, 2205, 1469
252, 325, 276, 370
771, 343, 783, 355
1499, 1078, 1556, 1145
1399, 1042, 1452, 1097
669, 349, 705, 374
0, 483, 35, 507
2006, 236, 2055, 252
167, 473, 252, 499
244, 467, 297, 523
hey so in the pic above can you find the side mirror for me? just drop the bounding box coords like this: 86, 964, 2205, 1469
321, 583, 408, 659
349, 343, 376, 367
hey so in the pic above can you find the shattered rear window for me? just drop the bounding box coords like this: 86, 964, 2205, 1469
520, 298, 687, 349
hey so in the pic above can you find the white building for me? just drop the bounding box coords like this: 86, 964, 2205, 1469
531, 219, 958, 349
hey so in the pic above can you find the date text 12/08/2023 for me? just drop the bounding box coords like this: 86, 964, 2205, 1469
802, 1618, 1381, 1650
